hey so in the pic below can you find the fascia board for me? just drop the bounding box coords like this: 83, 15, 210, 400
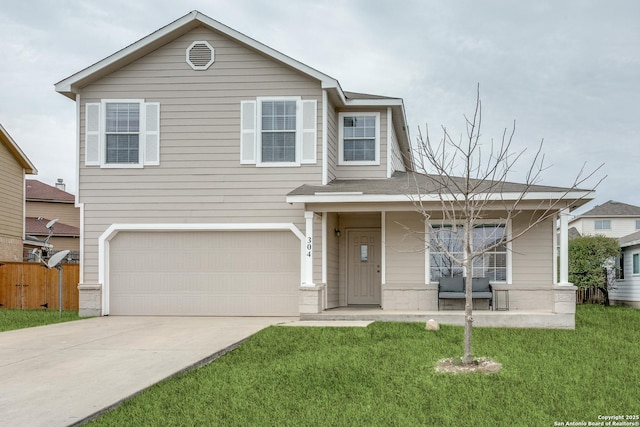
286, 190, 595, 204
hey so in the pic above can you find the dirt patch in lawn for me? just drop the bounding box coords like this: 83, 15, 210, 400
435, 358, 502, 374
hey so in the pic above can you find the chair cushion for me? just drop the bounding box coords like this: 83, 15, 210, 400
439, 276, 464, 293
471, 292, 493, 299
439, 292, 466, 299
471, 277, 491, 293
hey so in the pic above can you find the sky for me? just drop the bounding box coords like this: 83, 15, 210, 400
0, 0, 638, 215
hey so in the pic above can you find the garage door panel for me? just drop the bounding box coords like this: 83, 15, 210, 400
109, 230, 300, 316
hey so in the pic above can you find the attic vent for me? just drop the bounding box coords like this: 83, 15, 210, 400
186, 41, 214, 70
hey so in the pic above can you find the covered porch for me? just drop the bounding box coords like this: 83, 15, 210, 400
289, 172, 590, 329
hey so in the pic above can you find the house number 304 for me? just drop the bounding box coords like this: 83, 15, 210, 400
306, 237, 312, 257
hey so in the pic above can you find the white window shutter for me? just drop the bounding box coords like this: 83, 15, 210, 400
240, 100, 257, 164
85, 103, 101, 166
300, 99, 317, 164
143, 102, 160, 166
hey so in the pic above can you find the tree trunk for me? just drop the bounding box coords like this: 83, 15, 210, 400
599, 287, 610, 306
463, 261, 473, 364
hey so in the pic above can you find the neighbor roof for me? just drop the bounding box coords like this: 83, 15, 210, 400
25, 217, 80, 237
572, 200, 640, 218
287, 171, 594, 207
619, 230, 640, 248
26, 179, 74, 203
0, 123, 37, 174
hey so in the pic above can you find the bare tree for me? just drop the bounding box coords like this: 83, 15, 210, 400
409, 85, 602, 364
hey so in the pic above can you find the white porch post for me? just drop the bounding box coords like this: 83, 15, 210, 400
303, 211, 315, 287
559, 208, 570, 285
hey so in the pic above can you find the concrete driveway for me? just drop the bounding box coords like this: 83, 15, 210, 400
0, 316, 294, 426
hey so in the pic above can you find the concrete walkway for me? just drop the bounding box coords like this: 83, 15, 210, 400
0, 316, 294, 426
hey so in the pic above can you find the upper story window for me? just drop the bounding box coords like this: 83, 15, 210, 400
635, 220, 640, 230
338, 112, 380, 165
84, 99, 160, 168
261, 100, 297, 163
240, 97, 317, 167
105, 103, 140, 164
594, 219, 611, 230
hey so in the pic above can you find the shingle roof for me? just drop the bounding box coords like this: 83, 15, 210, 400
575, 200, 640, 217
288, 171, 589, 197
25, 217, 80, 237
25, 179, 74, 203
343, 91, 400, 101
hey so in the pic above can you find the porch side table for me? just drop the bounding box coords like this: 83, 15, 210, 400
493, 289, 509, 311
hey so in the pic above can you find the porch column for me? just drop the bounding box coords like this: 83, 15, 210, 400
559, 208, 570, 285
303, 211, 315, 287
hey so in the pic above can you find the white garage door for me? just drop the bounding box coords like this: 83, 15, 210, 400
108, 230, 300, 316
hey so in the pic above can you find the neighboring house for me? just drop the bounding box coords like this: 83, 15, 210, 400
24, 179, 80, 260
569, 200, 640, 238
55, 11, 593, 327
612, 231, 640, 308
0, 123, 37, 262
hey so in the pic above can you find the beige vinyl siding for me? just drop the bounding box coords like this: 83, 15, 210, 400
326, 97, 338, 182
77, 26, 325, 284
26, 201, 79, 228
511, 215, 554, 288
0, 142, 24, 242
389, 118, 406, 174
334, 108, 388, 180
46, 236, 80, 252
326, 212, 340, 308
385, 212, 424, 285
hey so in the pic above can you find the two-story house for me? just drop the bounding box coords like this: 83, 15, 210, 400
24, 179, 80, 260
0, 123, 37, 262
55, 11, 592, 327
569, 200, 640, 238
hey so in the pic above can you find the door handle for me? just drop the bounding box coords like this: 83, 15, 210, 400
377, 265, 380, 273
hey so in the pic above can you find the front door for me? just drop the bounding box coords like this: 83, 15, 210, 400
347, 229, 381, 305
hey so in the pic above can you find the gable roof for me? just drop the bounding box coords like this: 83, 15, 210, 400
287, 171, 594, 207
25, 179, 75, 203
572, 200, 640, 219
0, 123, 37, 174
54, 10, 412, 168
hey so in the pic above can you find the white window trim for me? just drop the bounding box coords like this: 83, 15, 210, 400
594, 219, 611, 230
100, 99, 145, 169
256, 96, 302, 167
426, 219, 511, 283
338, 111, 380, 166
632, 252, 640, 276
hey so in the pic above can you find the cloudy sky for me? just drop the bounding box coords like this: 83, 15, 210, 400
1, 0, 638, 215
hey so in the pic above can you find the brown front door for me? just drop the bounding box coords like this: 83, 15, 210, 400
347, 229, 381, 305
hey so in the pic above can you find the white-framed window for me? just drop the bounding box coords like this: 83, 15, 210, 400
635, 219, 640, 230
633, 252, 640, 276
85, 99, 160, 168
428, 223, 507, 282
594, 219, 611, 230
338, 112, 380, 165
260, 99, 297, 163
240, 97, 316, 167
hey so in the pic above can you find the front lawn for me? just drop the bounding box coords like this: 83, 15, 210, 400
0, 309, 81, 332
88, 305, 640, 426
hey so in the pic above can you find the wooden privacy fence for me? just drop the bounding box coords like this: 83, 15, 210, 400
576, 286, 605, 305
0, 262, 79, 310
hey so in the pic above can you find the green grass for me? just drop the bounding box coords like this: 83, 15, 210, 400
89, 305, 640, 427
0, 309, 81, 332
